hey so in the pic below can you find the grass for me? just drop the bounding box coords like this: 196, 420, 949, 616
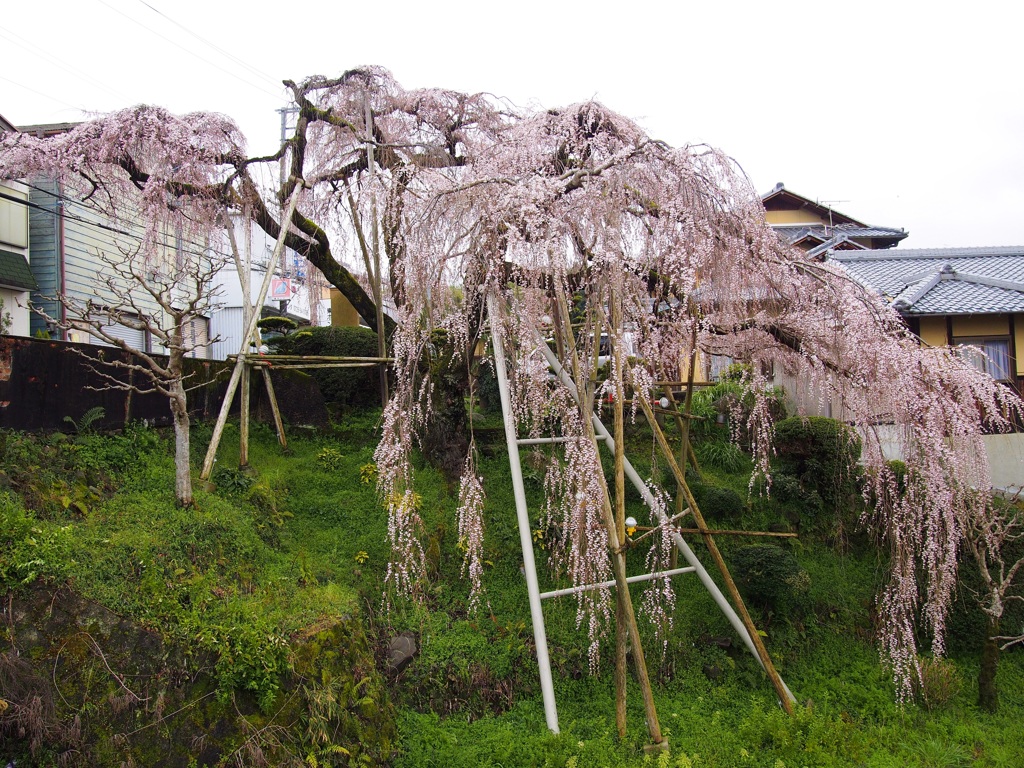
2, 417, 1023, 767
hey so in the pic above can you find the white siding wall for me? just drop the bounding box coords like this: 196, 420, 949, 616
0, 287, 31, 336
856, 424, 1024, 491
210, 306, 245, 361
183, 316, 210, 359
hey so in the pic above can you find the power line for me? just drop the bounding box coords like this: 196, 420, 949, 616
93, 0, 284, 100
0, 24, 133, 104
0, 74, 87, 115
135, 0, 280, 88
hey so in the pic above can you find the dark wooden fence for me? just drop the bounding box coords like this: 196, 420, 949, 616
0, 335, 327, 432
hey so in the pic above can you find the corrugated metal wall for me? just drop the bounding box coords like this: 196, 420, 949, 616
209, 306, 244, 360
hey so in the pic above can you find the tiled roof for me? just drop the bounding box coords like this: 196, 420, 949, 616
806, 234, 868, 259
830, 247, 1024, 315
774, 223, 908, 244
0, 249, 37, 291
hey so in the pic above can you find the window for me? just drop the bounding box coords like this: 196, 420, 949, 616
954, 337, 1012, 381
90, 312, 149, 352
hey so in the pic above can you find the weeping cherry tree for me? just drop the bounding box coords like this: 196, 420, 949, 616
2, 69, 1021, 699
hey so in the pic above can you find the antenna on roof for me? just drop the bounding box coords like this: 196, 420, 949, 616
819, 199, 849, 230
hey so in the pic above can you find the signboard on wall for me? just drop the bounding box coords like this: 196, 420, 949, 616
271, 278, 293, 299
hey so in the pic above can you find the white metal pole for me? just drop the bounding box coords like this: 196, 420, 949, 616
540, 567, 696, 600
488, 293, 560, 734
535, 334, 794, 701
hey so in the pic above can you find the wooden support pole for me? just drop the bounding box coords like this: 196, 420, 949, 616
239, 363, 251, 467
556, 288, 663, 747
629, 524, 797, 543
200, 183, 304, 482
611, 289, 629, 740
261, 367, 288, 449
636, 396, 795, 715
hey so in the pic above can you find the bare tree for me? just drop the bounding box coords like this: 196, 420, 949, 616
0, 108, 244, 506
963, 492, 1024, 711
35, 217, 223, 507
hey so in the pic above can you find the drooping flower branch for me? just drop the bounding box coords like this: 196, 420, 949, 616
5, 69, 1021, 693
455, 454, 486, 613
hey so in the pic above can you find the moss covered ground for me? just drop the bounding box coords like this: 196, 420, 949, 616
1, 412, 1022, 767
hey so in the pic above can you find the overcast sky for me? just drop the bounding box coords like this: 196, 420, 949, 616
3, 0, 1021, 248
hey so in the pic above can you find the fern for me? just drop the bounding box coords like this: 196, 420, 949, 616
63, 406, 106, 434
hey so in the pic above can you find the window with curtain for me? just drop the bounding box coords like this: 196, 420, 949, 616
954, 337, 1012, 381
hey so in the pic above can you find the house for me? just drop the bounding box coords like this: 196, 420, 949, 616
0, 113, 36, 337
830, 246, 1024, 394
207, 217, 329, 360
762, 182, 908, 257
826, 246, 1024, 489
697, 184, 911, 382
17, 121, 220, 357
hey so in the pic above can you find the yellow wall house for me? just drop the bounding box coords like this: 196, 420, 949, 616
695, 183, 909, 384
831, 247, 1024, 393
761, 182, 908, 256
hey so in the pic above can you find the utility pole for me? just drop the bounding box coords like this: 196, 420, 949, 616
276, 106, 300, 315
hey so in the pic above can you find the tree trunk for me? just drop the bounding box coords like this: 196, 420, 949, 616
979, 614, 1000, 712
169, 379, 193, 507
420, 361, 470, 483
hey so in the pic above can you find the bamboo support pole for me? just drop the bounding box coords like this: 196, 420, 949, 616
247, 362, 380, 370
556, 289, 663, 747
611, 290, 629, 740
200, 183, 304, 482
239, 364, 251, 467
672, 528, 797, 538
635, 396, 795, 715
229, 354, 393, 363
261, 368, 288, 449
630, 524, 797, 543
679, 323, 700, 480
364, 99, 390, 408
669, 329, 700, 566
626, 510, 690, 547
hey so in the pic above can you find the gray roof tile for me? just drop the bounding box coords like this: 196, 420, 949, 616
831, 247, 1024, 315
774, 223, 907, 243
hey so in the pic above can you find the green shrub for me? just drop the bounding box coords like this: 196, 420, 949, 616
212, 466, 255, 495
698, 485, 745, 523
773, 417, 861, 504
275, 325, 381, 411
257, 315, 299, 335
191, 606, 291, 713
913, 655, 963, 711
0, 492, 72, 587
730, 543, 809, 617
474, 357, 501, 413
316, 445, 345, 470
772, 416, 862, 533
690, 374, 787, 444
